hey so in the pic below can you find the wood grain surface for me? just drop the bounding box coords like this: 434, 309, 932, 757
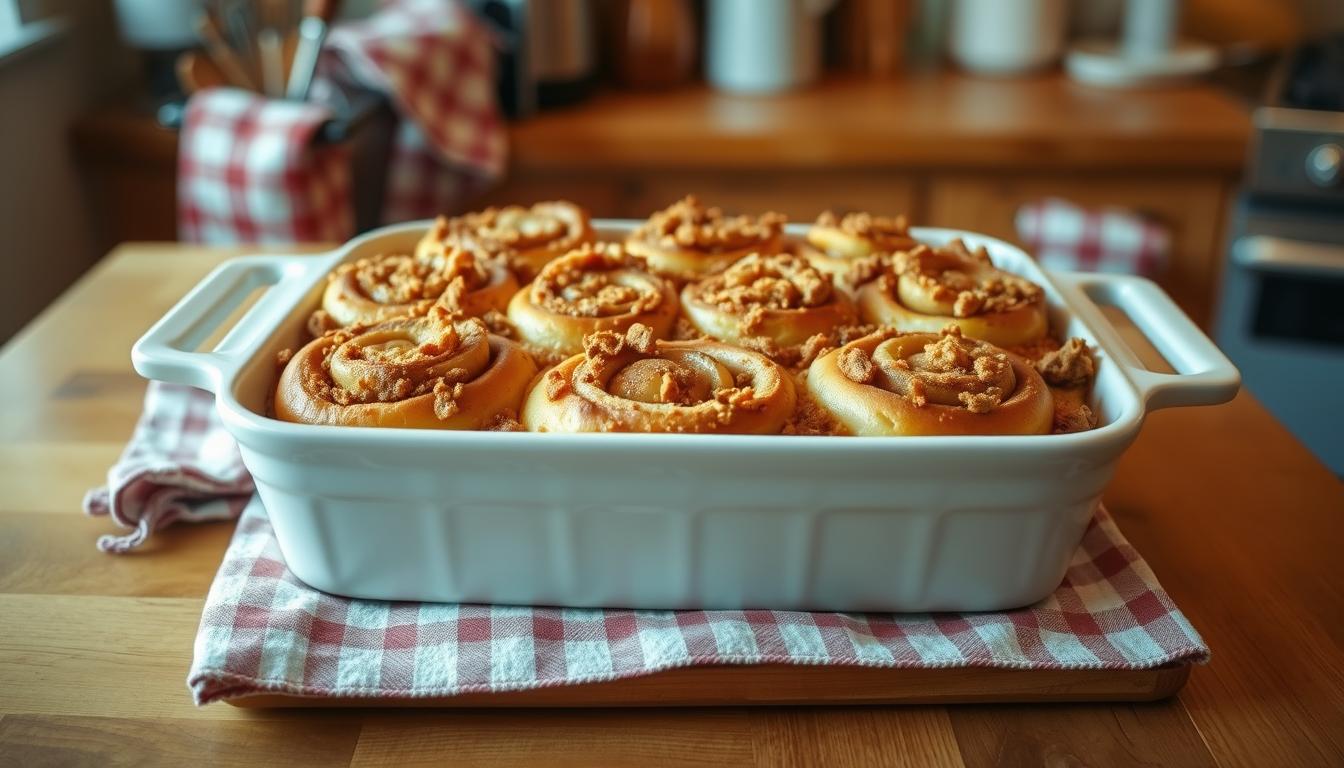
0, 244, 1341, 767
506, 74, 1250, 172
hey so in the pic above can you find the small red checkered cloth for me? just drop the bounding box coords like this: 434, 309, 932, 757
178, 0, 503, 244
187, 500, 1207, 704
1016, 198, 1170, 277
84, 383, 253, 554
322, 0, 505, 222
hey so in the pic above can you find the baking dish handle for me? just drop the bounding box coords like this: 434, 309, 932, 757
132, 254, 324, 394
1049, 272, 1240, 411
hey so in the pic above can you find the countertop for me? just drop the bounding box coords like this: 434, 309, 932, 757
506, 74, 1251, 172
74, 74, 1252, 173
1, 244, 1341, 767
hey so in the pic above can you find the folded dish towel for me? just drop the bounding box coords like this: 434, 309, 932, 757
85, 383, 252, 553
188, 497, 1208, 705
178, 0, 504, 245
1016, 198, 1170, 277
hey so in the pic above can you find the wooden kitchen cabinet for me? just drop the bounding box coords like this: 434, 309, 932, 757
926, 175, 1233, 325
74, 74, 1249, 324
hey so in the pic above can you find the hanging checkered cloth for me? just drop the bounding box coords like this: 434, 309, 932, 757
1016, 198, 1170, 277
177, 0, 504, 244
177, 90, 354, 245
321, 0, 505, 222
84, 383, 253, 554
188, 498, 1208, 705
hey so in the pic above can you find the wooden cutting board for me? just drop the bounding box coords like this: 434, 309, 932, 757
229, 662, 1190, 708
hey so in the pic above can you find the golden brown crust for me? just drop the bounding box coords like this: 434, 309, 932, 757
521, 324, 797, 434
805, 211, 919, 279
853, 241, 1048, 348
806, 326, 1054, 436
625, 196, 786, 281
507, 244, 679, 357
679, 253, 858, 354
319, 247, 517, 329
416, 201, 596, 281
275, 306, 538, 429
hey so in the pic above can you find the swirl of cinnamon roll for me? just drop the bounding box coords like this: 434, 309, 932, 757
805, 211, 919, 279
276, 305, 537, 430
806, 326, 1053, 436
522, 324, 796, 434
508, 244, 679, 358
317, 246, 517, 330
680, 253, 857, 350
416, 201, 596, 281
625, 196, 786, 280
853, 240, 1048, 348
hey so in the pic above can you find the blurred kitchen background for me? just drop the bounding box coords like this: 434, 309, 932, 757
1, 0, 1342, 471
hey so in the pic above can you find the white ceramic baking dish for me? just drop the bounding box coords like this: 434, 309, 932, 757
133, 221, 1239, 612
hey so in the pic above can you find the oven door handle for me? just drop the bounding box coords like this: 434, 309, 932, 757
1232, 236, 1344, 276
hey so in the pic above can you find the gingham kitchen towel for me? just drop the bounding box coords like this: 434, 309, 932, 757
178, 0, 504, 244
177, 89, 355, 245
1016, 198, 1170, 277
188, 498, 1208, 704
322, 0, 505, 222
84, 383, 252, 553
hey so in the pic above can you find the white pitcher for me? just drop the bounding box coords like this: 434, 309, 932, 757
706, 0, 840, 93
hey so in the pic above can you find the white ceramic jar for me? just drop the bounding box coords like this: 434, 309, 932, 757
948, 0, 1068, 75
705, 0, 839, 93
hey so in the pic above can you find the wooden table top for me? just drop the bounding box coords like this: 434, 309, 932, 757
1, 243, 1340, 767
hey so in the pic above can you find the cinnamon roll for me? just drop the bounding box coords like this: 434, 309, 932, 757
508, 244, 679, 359
806, 326, 1054, 436
1034, 337, 1100, 434
853, 240, 1048, 348
680, 252, 857, 351
276, 306, 537, 430
805, 211, 919, 280
522, 324, 796, 434
625, 196, 786, 280
417, 201, 595, 281
316, 247, 517, 330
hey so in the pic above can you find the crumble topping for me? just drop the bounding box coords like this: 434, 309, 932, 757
1036, 337, 1096, 388
690, 253, 833, 313
814, 210, 917, 252
631, 196, 785, 253
900, 242, 1043, 317
529, 244, 665, 318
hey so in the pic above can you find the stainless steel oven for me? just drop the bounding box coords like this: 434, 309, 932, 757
1215, 36, 1344, 475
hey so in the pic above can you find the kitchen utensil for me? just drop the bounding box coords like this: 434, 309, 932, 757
287, 0, 340, 100
176, 49, 231, 93
705, 0, 839, 93
131, 221, 1238, 612
258, 27, 286, 97
197, 10, 257, 89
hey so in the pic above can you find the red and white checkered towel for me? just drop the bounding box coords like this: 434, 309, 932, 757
178, 0, 503, 245
188, 497, 1207, 704
84, 383, 252, 553
1016, 198, 1170, 277
90, 383, 1207, 704
177, 91, 355, 244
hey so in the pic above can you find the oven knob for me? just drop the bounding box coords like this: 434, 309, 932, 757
1306, 143, 1343, 187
